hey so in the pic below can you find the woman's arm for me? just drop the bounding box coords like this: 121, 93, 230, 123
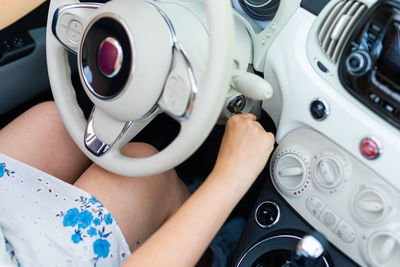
0, 0, 45, 30
122, 113, 275, 267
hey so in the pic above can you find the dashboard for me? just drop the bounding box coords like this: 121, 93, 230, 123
231, 0, 400, 266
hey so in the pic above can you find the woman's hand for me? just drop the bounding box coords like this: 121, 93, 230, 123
212, 113, 275, 188
123, 113, 275, 267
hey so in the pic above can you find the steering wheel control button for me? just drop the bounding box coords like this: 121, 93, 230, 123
306, 196, 325, 218
159, 47, 197, 120
67, 20, 83, 43
80, 17, 132, 99
310, 99, 329, 121
255, 201, 280, 228
98, 37, 123, 78
360, 137, 381, 160
345, 50, 371, 77
334, 220, 356, 243
162, 73, 190, 117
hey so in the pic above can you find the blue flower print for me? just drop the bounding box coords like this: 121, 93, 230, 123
0, 163, 5, 178
93, 218, 101, 226
93, 239, 111, 258
58, 195, 114, 265
104, 214, 113, 225
71, 233, 82, 244
78, 210, 93, 229
90, 196, 99, 203
87, 227, 97, 237
63, 208, 80, 227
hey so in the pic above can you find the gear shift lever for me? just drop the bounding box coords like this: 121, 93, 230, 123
285, 232, 328, 267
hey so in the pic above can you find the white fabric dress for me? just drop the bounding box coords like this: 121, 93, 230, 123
0, 153, 131, 266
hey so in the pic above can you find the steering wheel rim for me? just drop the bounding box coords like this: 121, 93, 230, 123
46, 0, 234, 177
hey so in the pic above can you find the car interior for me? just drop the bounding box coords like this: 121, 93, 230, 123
1, 0, 400, 266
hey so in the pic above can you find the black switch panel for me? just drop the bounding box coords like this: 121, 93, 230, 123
0, 33, 35, 66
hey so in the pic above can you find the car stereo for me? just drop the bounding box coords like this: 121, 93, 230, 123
339, 0, 400, 129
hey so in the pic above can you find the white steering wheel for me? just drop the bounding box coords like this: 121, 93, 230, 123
46, 0, 234, 177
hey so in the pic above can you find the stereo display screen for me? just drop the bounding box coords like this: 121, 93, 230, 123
377, 21, 400, 85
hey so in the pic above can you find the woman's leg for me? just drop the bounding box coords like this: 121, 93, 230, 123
0, 101, 190, 252
74, 142, 190, 251
0, 101, 91, 183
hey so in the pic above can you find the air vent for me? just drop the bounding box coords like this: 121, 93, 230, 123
318, 0, 367, 63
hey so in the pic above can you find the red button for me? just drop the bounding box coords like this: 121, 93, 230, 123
98, 38, 122, 78
360, 138, 380, 159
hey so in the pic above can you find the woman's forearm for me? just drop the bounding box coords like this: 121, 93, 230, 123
122, 114, 274, 266
122, 169, 250, 267
0, 0, 45, 30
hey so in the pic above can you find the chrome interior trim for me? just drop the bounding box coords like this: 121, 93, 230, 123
310, 98, 330, 121
295, 235, 325, 258
236, 235, 330, 267
254, 201, 281, 228
78, 12, 136, 101
244, 0, 273, 8
52, 2, 103, 54
84, 107, 133, 157
149, 2, 198, 121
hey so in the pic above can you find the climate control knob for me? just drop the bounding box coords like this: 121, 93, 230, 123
345, 50, 371, 77
353, 185, 391, 224
272, 151, 310, 197
365, 231, 400, 267
312, 152, 346, 192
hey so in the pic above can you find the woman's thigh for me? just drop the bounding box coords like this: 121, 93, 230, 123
74, 142, 190, 251
0, 101, 91, 183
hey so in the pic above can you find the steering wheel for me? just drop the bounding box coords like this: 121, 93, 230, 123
46, 0, 234, 176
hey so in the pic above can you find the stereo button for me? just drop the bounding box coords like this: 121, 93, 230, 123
370, 23, 382, 34
345, 50, 371, 76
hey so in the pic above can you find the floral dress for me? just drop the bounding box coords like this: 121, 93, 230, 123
0, 153, 131, 266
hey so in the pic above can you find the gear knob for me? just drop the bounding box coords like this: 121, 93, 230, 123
290, 232, 328, 267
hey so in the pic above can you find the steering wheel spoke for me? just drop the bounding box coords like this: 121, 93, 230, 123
85, 107, 156, 157
158, 46, 197, 121
52, 2, 103, 54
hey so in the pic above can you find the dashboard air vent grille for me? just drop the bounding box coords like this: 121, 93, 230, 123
318, 0, 367, 63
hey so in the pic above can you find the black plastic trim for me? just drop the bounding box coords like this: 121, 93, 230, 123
301, 0, 331, 16
0, 33, 35, 66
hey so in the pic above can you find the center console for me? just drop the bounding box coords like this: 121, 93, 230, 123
233, 129, 400, 267
232, 0, 400, 266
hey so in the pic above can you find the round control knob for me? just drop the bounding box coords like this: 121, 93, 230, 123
366, 231, 400, 267
272, 151, 309, 197
345, 50, 371, 77
312, 153, 344, 191
255, 201, 280, 228
353, 186, 390, 224
310, 99, 329, 121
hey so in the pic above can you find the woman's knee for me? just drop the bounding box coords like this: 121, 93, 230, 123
121, 142, 159, 158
